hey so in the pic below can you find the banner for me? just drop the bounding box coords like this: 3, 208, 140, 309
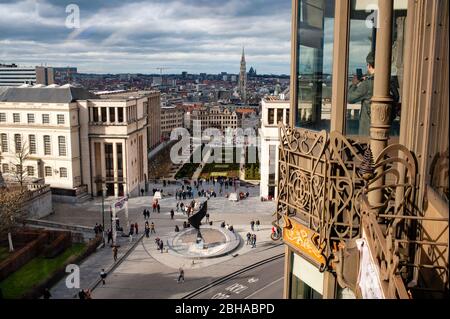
356, 230, 385, 299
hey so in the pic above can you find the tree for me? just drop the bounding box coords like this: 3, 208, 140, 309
0, 189, 26, 252
10, 138, 30, 187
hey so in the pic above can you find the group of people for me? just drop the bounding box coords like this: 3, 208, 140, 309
144, 221, 156, 238
142, 208, 151, 219
93, 223, 104, 236
246, 232, 258, 248
78, 288, 93, 299
152, 200, 161, 213
250, 220, 260, 232
175, 187, 193, 200
155, 237, 164, 253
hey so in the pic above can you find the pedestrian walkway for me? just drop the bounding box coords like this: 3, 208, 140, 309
50, 235, 141, 299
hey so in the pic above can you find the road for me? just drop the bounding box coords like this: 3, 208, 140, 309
189, 254, 284, 299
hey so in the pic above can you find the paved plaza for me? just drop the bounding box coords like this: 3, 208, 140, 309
46, 180, 279, 298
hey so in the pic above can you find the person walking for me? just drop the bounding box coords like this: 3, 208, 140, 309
145, 223, 150, 238
252, 234, 257, 248
143, 209, 147, 220
246, 232, 251, 245
113, 246, 118, 261
43, 288, 52, 299
250, 220, 255, 232
170, 209, 174, 220
176, 202, 180, 212
159, 240, 164, 253
78, 289, 86, 300
150, 222, 156, 234
255, 220, 260, 231
157, 203, 161, 214
100, 269, 107, 285
107, 229, 113, 244
205, 213, 210, 223
177, 267, 185, 283
135, 222, 139, 234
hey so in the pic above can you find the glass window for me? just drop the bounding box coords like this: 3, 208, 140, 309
13, 113, 20, 123
277, 109, 284, 124
44, 135, 51, 155
14, 134, 21, 152
42, 114, 50, 124
60, 167, 67, 178
57, 114, 65, 125
0, 113, 6, 122
45, 166, 52, 177
1, 133, 7, 152
58, 136, 66, 156
27, 166, 34, 176
2, 163, 8, 173
346, 0, 407, 138
268, 108, 275, 125
27, 113, 35, 123
29, 134, 36, 154
296, 0, 335, 131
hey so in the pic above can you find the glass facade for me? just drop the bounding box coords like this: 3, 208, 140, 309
295, 0, 335, 131
345, 0, 408, 138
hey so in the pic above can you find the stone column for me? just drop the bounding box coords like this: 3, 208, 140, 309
114, 107, 118, 124
100, 141, 106, 189
369, 0, 394, 206
113, 142, 118, 197
98, 107, 102, 123
106, 107, 110, 123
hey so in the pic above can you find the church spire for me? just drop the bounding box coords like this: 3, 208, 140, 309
241, 46, 245, 62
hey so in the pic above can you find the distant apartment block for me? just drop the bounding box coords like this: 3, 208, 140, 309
0, 64, 56, 87
160, 106, 185, 139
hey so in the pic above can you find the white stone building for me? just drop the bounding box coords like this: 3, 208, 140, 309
0, 85, 151, 199
260, 96, 290, 199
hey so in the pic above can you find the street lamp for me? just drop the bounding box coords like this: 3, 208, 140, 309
102, 185, 107, 230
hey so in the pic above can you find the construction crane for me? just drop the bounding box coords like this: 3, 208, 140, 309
155, 67, 171, 75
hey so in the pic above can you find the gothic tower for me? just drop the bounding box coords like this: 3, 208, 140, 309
239, 47, 247, 103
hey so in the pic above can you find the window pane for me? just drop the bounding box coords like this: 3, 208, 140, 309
268, 108, 275, 125
42, 114, 50, 124
296, 0, 335, 131
29, 135, 36, 154
1, 133, 7, 152
346, 0, 406, 137
14, 134, 21, 152
0, 113, 6, 122
58, 136, 66, 156
60, 167, 67, 178
27, 114, 35, 123
101, 107, 107, 122
44, 135, 51, 155
57, 114, 65, 125
13, 113, 20, 123
45, 166, 52, 176
277, 109, 284, 124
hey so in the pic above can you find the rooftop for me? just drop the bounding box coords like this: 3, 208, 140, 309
0, 85, 99, 103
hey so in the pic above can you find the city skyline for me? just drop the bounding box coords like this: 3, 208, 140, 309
0, 0, 292, 75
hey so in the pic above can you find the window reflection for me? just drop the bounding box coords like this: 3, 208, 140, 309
296, 0, 335, 131
346, 0, 407, 138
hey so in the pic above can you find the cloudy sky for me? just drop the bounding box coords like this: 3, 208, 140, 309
0, 0, 292, 75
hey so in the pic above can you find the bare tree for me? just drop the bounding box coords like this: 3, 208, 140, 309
10, 137, 30, 187
0, 149, 5, 188
0, 189, 26, 252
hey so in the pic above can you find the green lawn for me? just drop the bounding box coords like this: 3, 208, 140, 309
0, 243, 87, 299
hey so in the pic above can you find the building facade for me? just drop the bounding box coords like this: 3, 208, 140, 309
260, 97, 290, 199
0, 85, 150, 199
0, 64, 55, 87
190, 104, 241, 132
160, 106, 185, 139
276, 0, 448, 299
